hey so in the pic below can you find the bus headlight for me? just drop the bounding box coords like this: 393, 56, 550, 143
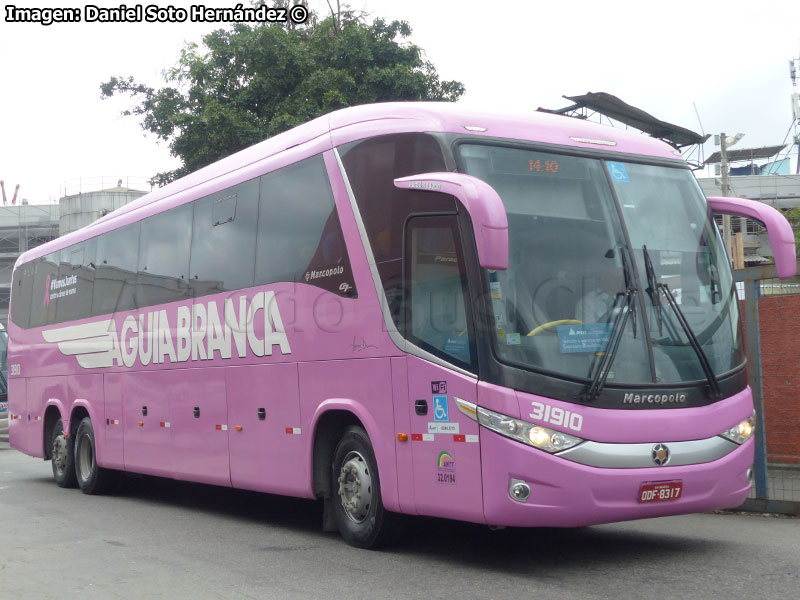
477, 406, 583, 453
720, 411, 756, 445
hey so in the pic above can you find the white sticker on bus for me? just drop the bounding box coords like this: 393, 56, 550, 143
427, 422, 460, 435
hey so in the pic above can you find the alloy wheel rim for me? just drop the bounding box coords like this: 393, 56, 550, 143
52, 435, 68, 474
77, 433, 94, 482
337, 451, 373, 524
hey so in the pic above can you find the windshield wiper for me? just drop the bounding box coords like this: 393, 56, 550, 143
642, 244, 663, 335
658, 283, 721, 399
641, 246, 721, 400
618, 246, 637, 339
582, 287, 636, 402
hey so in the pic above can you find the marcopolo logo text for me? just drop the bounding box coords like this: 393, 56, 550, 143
305, 266, 343, 281
623, 393, 687, 405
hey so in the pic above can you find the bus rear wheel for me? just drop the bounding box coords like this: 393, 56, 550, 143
330, 425, 396, 548
51, 417, 77, 488
74, 417, 117, 495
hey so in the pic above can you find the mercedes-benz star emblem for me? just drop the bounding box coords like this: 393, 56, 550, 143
652, 443, 670, 466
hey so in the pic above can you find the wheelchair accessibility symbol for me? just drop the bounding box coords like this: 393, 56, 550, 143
433, 395, 449, 422
607, 161, 630, 183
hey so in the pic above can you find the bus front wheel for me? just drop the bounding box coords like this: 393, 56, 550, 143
330, 425, 395, 548
74, 417, 118, 495
51, 417, 77, 488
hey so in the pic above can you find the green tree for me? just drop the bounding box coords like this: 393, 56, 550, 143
101, 5, 464, 185
785, 207, 800, 257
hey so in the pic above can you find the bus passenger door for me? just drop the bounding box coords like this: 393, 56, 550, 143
404, 215, 484, 523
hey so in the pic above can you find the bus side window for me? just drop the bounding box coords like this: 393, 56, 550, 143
29, 254, 59, 327
404, 215, 476, 371
10, 261, 35, 329
93, 222, 140, 316
189, 178, 259, 298
340, 133, 452, 324
54, 239, 96, 324
137, 203, 193, 307
254, 155, 355, 297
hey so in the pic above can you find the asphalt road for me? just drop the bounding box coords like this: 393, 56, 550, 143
1, 442, 798, 600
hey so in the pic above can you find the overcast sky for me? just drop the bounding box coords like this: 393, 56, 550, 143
1, 0, 798, 203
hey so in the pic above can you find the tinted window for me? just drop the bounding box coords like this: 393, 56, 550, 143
54, 239, 96, 323
10, 261, 35, 328
212, 193, 237, 225
340, 133, 452, 324
190, 179, 259, 296
406, 216, 475, 370
137, 203, 193, 307
30, 254, 59, 328
12, 156, 359, 330
93, 223, 140, 315
255, 155, 355, 297
0, 328, 7, 388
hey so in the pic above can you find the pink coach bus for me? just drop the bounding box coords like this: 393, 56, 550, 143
7, 103, 796, 547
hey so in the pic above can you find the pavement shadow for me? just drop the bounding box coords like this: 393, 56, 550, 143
114, 473, 324, 533
108, 473, 721, 572
19, 462, 724, 570
389, 515, 720, 575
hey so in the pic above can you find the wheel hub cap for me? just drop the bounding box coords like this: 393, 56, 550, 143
53, 435, 68, 473
337, 451, 372, 524
77, 434, 94, 481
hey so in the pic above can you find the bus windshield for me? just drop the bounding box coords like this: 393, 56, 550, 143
458, 143, 743, 385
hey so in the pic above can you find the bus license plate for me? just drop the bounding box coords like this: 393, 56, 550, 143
639, 481, 682, 503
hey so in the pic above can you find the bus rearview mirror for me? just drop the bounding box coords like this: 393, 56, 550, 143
394, 172, 509, 270
707, 196, 797, 278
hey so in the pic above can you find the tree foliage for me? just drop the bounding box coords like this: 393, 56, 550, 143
784, 207, 800, 257
101, 4, 465, 185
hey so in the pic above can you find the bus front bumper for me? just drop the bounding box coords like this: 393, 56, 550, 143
481, 431, 753, 528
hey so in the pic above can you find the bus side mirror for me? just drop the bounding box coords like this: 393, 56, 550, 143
707, 196, 797, 279
394, 173, 509, 270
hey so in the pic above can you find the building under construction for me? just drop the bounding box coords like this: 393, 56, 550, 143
0, 204, 60, 325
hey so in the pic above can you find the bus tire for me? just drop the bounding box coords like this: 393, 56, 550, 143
330, 425, 395, 548
51, 417, 77, 488
74, 417, 118, 495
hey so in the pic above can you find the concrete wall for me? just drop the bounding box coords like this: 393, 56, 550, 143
59, 188, 147, 236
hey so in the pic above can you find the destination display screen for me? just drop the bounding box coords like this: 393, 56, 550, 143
486, 146, 589, 179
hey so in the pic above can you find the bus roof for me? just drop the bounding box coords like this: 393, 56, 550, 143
20, 102, 682, 266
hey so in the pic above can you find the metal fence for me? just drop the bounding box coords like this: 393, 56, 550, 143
747, 466, 800, 506
735, 263, 800, 515
757, 276, 800, 296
